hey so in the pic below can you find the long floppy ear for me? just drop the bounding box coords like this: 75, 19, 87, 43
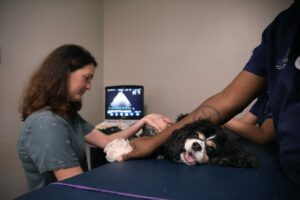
163, 128, 190, 161
209, 141, 259, 168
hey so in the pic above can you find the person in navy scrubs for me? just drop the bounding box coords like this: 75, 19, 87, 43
123, 1, 300, 188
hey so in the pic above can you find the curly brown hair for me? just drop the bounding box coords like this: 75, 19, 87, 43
19, 44, 97, 120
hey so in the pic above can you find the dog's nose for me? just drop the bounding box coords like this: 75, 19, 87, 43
192, 142, 202, 151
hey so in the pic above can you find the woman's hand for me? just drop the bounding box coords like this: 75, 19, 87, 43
142, 113, 173, 133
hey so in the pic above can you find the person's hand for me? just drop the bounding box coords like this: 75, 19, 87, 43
142, 113, 173, 133
120, 136, 158, 161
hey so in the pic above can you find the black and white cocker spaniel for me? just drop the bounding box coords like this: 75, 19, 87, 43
162, 115, 259, 168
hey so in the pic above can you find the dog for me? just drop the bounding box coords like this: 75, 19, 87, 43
162, 114, 259, 168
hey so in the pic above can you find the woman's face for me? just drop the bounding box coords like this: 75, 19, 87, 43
68, 64, 95, 102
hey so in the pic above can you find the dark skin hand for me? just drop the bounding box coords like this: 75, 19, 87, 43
121, 70, 266, 161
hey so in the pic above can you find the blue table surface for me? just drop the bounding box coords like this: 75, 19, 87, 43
16, 138, 300, 200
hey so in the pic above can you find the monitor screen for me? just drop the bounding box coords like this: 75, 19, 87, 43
105, 85, 144, 120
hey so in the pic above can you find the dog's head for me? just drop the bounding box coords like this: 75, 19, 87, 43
163, 116, 258, 168
163, 119, 226, 165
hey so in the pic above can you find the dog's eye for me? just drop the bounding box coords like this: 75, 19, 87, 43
192, 133, 199, 139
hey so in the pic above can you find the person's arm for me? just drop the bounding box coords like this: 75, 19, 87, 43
122, 70, 267, 161
84, 113, 172, 148
53, 166, 84, 181
238, 112, 258, 124
224, 117, 275, 144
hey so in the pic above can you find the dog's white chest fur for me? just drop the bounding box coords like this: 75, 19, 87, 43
104, 138, 133, 162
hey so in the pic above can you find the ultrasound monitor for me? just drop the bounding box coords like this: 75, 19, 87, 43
105, 85, 144, 120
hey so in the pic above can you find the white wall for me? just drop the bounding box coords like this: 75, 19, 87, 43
0, 0, 103, 199
103, 0, 293, 120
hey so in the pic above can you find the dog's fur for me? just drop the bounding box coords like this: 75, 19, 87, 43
161, 114, 259, 168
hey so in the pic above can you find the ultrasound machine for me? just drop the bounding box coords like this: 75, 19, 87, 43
96, 85, 144, 130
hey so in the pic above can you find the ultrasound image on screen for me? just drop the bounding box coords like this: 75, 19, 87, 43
105, 86, 144, 120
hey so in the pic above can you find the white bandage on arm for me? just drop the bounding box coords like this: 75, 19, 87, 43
104, 138, 133, 162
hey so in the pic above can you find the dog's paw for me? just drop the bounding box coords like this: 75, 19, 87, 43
104, 138, 133, 162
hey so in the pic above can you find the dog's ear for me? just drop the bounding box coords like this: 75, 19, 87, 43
213, 127, 228, 146
209, 141, 259, 168
163, 128, 190, 161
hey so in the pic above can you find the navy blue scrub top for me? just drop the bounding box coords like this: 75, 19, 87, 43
243, 2, 300, 187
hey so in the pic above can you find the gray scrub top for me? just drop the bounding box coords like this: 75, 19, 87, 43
17, 111, 94, 191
